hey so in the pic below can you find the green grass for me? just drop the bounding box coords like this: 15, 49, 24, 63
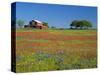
16, 28, 96, 36
16, 51, 97, 72
15, 29, 97, 73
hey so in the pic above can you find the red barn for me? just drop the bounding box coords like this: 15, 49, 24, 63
24, 20, 48, 29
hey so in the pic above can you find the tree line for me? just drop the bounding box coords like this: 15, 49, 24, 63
15, 19, 92, 29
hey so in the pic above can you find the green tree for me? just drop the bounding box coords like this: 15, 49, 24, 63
82, 20, 92, 29
77, 21, 84, 29
43, 22, 49, 28
70, 20, 92, 29
17, 19, 24, 28
51, 26, 56, 29
70, 20, 79, 29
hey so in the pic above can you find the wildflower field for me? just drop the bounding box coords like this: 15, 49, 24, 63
16, 29, 97, 72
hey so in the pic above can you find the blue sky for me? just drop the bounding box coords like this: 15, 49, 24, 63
15, 2, 97, 28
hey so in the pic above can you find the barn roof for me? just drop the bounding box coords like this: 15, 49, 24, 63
33, 20, 43, 24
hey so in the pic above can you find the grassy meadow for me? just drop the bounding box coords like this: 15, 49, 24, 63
15, 29, 97, 72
